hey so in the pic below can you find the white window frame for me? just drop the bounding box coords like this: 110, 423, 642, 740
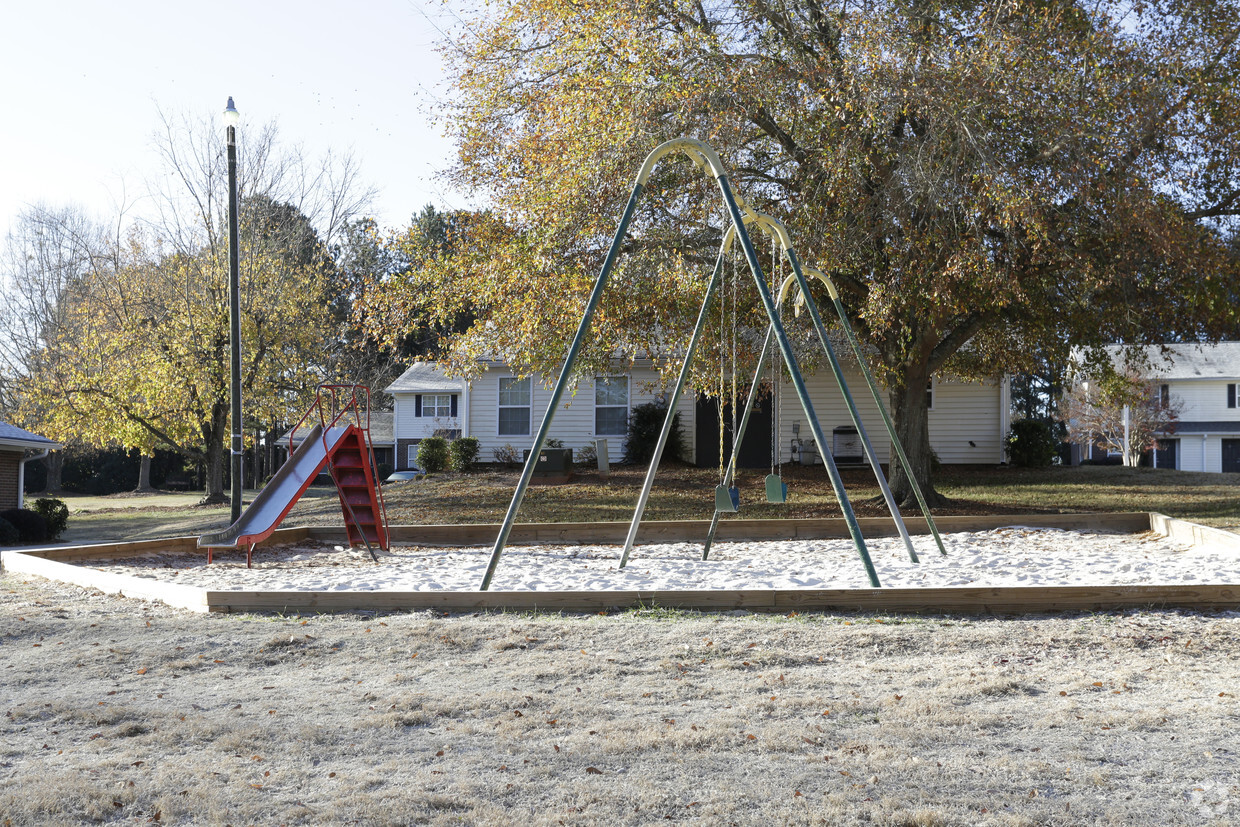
594, 376, 630, 436
926, 378, 936, 411
407, 444, 419, 466
420, 394, 453, 418
1228, 383, 1237, 409
498, 376, 532, 436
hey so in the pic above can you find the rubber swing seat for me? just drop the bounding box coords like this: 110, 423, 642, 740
714, 484, 740, 513
764, 474, 788, 504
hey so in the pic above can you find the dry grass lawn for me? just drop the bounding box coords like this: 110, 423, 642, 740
3, 574, 1239, 825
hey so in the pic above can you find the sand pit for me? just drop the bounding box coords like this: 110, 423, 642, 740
81, 527, 1233, 591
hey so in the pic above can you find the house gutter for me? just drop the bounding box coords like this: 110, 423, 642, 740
17, 446, 57, 510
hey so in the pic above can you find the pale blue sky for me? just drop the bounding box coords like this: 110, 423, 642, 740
0, 0, 466, 235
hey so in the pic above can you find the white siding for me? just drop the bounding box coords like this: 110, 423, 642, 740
467, 367, 695, 465
392, 392, 462, 440
773, 369, 1002, 465
1168, 379, 1237, 421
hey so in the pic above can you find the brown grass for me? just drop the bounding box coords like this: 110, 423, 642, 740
2, 574, 1238, 825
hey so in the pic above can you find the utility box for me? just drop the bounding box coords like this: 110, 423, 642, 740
832, 426, 864, 465
523, 448, 573, 485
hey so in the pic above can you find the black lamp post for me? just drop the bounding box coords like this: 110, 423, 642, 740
224, 96, 243, 523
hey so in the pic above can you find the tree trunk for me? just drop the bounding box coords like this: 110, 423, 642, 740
199, 404, 229, 505
134, 453, 155, 493
885, 359, 947, 508
41, 451, 63, 494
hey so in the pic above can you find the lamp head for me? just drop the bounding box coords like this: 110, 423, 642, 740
223, 97, 240, 128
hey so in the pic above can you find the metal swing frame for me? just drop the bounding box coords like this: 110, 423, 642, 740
479, 138, 880, 590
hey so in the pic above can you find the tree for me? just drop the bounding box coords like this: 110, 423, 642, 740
11, 113, 371, 503
1061, 367, 1181, 467
0, 203, 117, 491
372, 0, 1240, 503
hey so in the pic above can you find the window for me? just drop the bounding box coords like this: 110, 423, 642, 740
1159, 384, 1170, 407
417, 394, 454, 418
498, 377, 531, 436
407, 444, 419, 466
595, 376, 629, 435
926, 379, 935, 411
1229, 383, 1237, 409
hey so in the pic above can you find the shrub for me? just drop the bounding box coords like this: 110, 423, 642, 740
448, 437, 480, 472
492, 444, 521, 466
1004, 419, 1059, 467
0, 509, 48, 544
575, 442, 598, 467
0, 518, 18, 547
623, 401, 683, 465
31, 498, 69, 540
376, 462, 394, 482
416, 437, 450, 473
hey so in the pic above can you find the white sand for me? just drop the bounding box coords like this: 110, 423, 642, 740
85, 526, 1239, 591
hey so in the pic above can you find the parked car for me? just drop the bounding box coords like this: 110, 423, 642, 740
385, 468, 426, 484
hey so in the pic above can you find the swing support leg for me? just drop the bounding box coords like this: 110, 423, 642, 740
619, 245, 725, 568
479, 184, 645, 591
718, 181, 880, 587
781, 247, 919, 564
812, 272, 948, 556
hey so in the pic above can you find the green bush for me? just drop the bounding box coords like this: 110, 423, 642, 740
0, 518, 18, 547
416, 437, 450, 473
449, 437, 480, 472
1004, 419, 1059, 467
623, 401, 683, 465
0, 508, 47, 544
31, 497, 69, 540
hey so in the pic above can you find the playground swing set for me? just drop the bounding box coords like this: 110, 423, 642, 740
481, 137, 947, 591
199, 137, 943, 589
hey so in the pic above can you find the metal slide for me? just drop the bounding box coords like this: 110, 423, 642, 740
197, 423, 350, 562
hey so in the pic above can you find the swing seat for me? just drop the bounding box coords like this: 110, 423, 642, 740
764, 474, 788, 504
714, 484, 740, 513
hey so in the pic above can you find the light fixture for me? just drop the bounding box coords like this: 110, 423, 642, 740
223, 96, 240, 128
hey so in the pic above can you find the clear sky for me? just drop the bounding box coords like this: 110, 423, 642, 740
0, 0, 466, 236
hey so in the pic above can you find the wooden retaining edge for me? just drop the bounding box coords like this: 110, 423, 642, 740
2, 513, 1236, 615
1149, 513, 1240, 553
311, 511, 1155, 546
201, 584, 1240, 615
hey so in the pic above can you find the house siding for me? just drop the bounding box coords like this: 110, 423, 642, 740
0, 450, 20, 509
773, 370, 1002, 465
1159, 380, 1240, 473
467, 367, 695, 465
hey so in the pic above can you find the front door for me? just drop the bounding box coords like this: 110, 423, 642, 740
1154, 439, 1178, 470
1223, 439, 1240, 473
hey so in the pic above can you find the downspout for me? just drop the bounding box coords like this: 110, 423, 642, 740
18, 448, 52, 510
1000, 376, 1011, 463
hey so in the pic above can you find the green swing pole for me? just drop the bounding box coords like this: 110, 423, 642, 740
714, 181, 881, 587
802, 266, 948, 556
618, 245, 726, 568
773, 242, 919, 564
732, 212, 918, 563
701, 326, 775, 561
479, 185, 645, 591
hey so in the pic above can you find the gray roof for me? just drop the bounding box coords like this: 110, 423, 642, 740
0, 421, 61, 451
1165, 421, 1240, 434
1105, 343, 1240, 380
385, 362, 467, 394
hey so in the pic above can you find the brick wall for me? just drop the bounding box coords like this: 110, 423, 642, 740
0, 450, 21, 509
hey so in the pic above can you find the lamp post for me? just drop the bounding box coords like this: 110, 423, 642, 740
224, 97, 243, 523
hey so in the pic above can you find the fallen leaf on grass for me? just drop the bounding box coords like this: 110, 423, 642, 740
136, 668, 147, 675
586, 767, 603, 775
